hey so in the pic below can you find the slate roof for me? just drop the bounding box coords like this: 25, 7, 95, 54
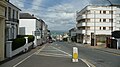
20, 13, 36, 19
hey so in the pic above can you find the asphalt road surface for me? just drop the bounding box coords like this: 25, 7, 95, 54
52, 42, 120, 67
0, 42, 88, 67
0, 41, 120, 67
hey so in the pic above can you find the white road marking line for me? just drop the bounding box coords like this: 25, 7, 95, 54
50, 46, 96, 67
13, 45, 46, 67
37, 52, 70, 56
80, 58, 96, 67
37, 54, 70, 58
34, 45, 46, 54
13, 53, 34, 67
41, 50, 58, 52
50, 46, 72, 56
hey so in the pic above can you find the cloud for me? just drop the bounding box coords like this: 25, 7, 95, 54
38, 3, 77, 31
10, 0, 25, 8
10, 0, 120, 31
31, 0, 43, 9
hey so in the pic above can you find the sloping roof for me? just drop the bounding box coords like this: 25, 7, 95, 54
7, 1, 21, 11
20, 13, 36, 19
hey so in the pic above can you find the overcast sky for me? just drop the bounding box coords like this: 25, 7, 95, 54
10, 0, 120, 31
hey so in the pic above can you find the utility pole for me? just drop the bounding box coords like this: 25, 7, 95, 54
85, 11, 88, 44
94, 11, 96, 46
106, 0, 113, 32
106, 0, 113, 48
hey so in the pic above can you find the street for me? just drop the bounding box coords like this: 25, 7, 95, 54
0, 42, 120, 67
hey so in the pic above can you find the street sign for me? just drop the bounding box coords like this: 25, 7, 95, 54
34, 31, 41, 36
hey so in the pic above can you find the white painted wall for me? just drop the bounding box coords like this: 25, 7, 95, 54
19, 19, 36, 35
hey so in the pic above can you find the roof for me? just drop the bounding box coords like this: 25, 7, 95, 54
20, 13, 37, 19
7, 1, 21, 11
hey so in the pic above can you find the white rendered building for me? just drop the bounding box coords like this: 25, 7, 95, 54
19, 13, 43, 46
19, 13, 48, 46
76, 5, 120, 43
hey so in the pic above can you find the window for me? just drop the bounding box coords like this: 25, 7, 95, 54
109, 19, 113, 22
5, 7, 7, 17
16, 11, 18, 19
87, 10, 91, 14
87, 19, 90, 22
103, 27, 106, 30
109, 27, 112, 30
100, 11, 101, 14
103, 11, 106, 14
8, 7, 11, 19
100, 19, 101, 22
103, 19, 106, 22
13, 10, 15, 19
109, 11, 113, 14
100, 27, 102, 30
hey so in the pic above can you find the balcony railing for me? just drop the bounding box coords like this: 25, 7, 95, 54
6, 18, 19, 23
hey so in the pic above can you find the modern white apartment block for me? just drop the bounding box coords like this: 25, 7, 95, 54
76, 5, 120, 43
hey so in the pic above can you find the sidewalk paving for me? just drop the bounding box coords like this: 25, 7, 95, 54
76, 43, 120, 55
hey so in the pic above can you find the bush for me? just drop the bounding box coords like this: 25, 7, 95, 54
27, 35, 35, 43
63, 38, 68, 41
12, 38, 26, 51
17, 35, 35, 43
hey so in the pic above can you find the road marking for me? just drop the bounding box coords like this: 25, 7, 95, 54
34, 45, 46, 54
37, 52, 70, 56
50, 46, 96, 67
80, 58, 96, 67
37, 53, 70, 58
13, 45, 46, 67
41, 50, 58, 52
50, 46, 72, 56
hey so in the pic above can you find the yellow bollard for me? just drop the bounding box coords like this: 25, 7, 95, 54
72, 47, 78, 62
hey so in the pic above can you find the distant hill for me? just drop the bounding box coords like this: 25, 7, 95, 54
50, 30, 68, 36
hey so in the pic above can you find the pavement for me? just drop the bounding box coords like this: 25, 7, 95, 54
76, 43, 120, 56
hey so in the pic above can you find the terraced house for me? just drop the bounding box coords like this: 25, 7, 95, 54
0, 0, 7, 61
5, 0, 21, 41
0, 0, 20, 61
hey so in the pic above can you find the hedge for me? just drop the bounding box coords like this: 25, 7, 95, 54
27, 35, 35, 43
17, 35, 35, 43
12, 38, 26, 51
12, 35, 35, 51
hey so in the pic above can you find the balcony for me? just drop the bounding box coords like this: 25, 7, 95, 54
76, 22, 86, 27
77, 22, 111, 27
76, 15, 86, 21
6, 18, 19, 23
76, 29, 111, 35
